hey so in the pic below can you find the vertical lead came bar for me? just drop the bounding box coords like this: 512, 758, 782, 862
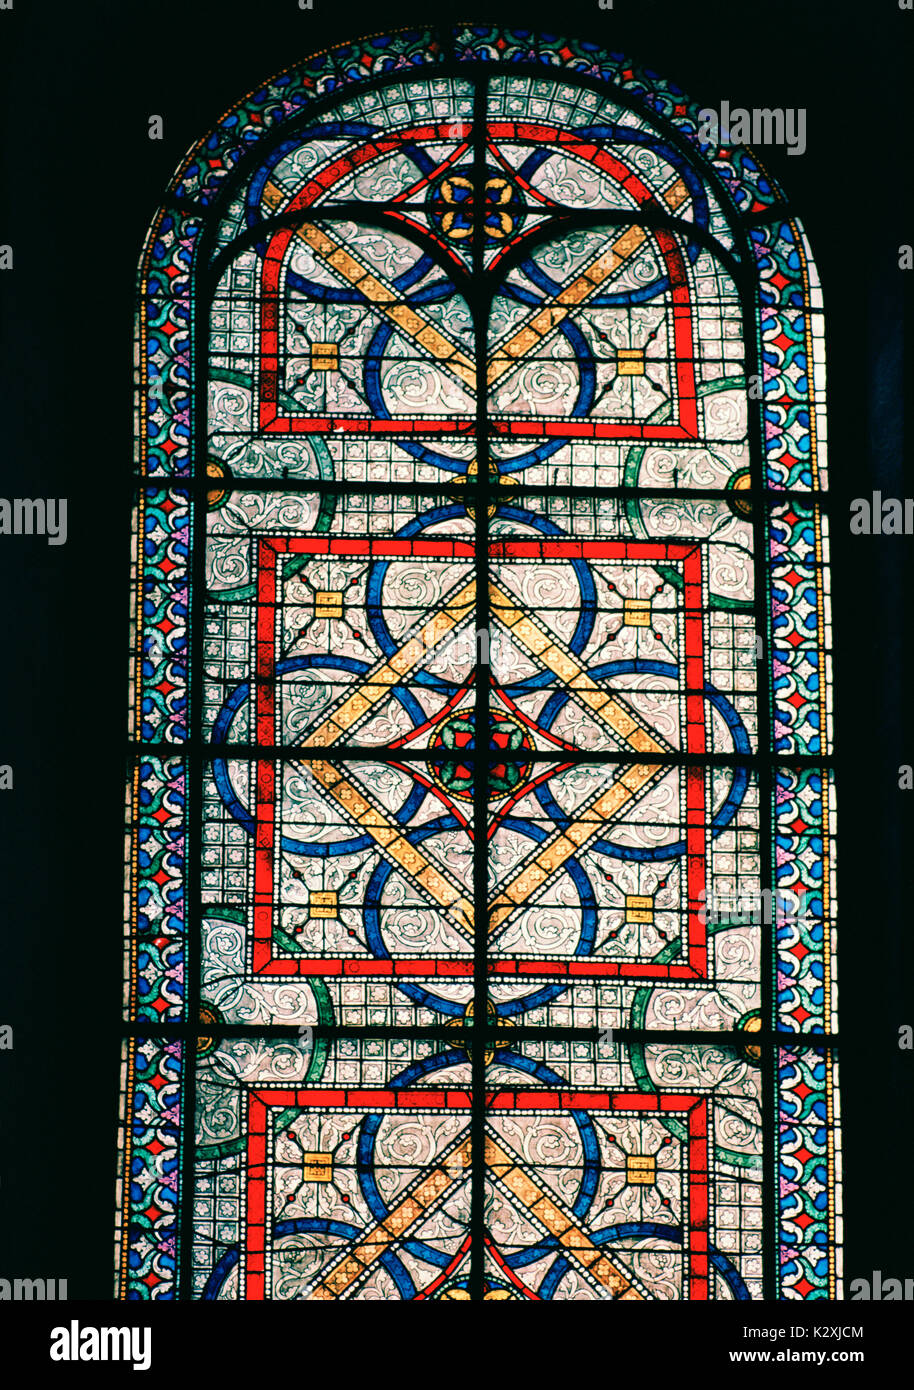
470, 70, 491, 1302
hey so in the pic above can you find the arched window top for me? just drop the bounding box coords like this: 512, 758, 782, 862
121, 27, 838, 1305
207, 74, 742, 262
167, 27, 788, 219
141, 27, 826, 494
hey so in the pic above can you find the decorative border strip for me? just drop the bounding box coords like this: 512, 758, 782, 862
777, 1047, 842, 1299
770, 500, 832, 756
752, 221, 827, 491
115, 1037, 184, 1299
137, 212, 200, 478
774, 767, 837, 1035
124, 757, 187, 1022
131, 487, 190, 742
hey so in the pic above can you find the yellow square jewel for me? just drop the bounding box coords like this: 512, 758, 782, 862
617, 347, 645, 376
623, 597, 652, 627
314, 590, 343, 620
309, 890, 338, 920
310, 342, 339, 372
625, 894, 654, 925
626, 1154, 656, 1185
302, 1151, 333, 1183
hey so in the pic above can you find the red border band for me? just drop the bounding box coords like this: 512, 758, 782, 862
244, 1088, 709, 1301
249, 536, 710, 981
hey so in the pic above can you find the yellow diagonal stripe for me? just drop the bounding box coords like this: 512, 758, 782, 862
306, 578, 476, 747
488, 580, 673, 756
486, 177, 689, 390
287, 570, 477, 938
308, 1136, 472, 1300
487, 761, 666, 934
486, 1134, 644, 1299
263, 182, 477, 389
486, 579, 675, 934
306, 759, 475, 935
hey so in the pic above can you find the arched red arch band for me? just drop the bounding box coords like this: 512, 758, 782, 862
254, 120, 699, 439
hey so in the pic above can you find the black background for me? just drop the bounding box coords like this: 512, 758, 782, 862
0, 0, 910, 1304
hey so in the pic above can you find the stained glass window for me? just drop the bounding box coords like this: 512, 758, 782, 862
118, 26, 839, 1302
